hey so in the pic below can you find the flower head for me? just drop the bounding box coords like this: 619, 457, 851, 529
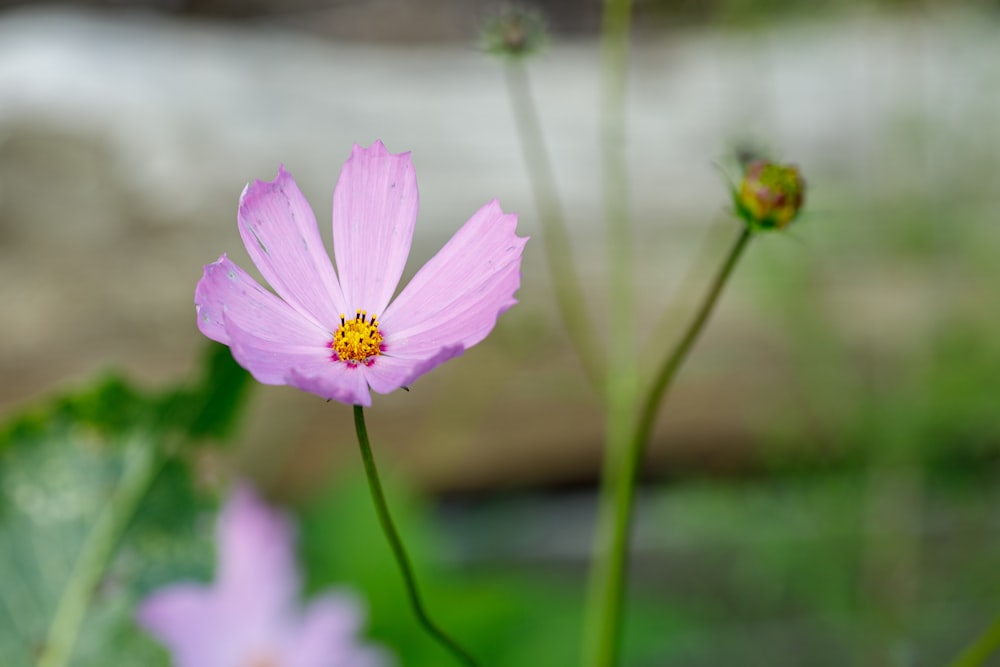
195, 141, 527, 406
137, 484, 387, 667
480, 4, 547, 59
734, 160, 806, 230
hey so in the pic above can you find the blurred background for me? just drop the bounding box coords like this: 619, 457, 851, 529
1, 0, 999, 665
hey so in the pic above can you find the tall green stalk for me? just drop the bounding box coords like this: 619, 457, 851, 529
352, 406, 479, 667
582, 0, 636, 665
504, 61, 605, 390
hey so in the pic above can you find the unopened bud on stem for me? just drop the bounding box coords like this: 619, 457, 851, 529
735, 160, 806, 230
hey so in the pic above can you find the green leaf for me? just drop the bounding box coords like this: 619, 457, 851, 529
0, 343, 251, 666
163, 342, 254, 441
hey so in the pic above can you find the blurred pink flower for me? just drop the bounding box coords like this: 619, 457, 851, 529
137, 485, 386, 667
195, 141, 527, 406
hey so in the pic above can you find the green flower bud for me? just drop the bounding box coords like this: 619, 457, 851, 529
735, 160, 806, 230
481, 5, 547, 59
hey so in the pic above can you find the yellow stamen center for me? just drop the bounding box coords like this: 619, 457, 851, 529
332, 310, 383, 364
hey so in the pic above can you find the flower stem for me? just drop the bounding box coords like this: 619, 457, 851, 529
352, 405, 479, 667
504, 61, 605, 390
632, 226, 752, 475
37, 436, 162, 667
947, 614, 1000, 667
599, 0, 634, 346
585, 225, 752, 667
582, 1, 636, 666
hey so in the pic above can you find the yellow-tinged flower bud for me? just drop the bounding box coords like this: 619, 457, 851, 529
735, 160, 806, 230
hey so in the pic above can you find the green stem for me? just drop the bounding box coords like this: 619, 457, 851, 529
352, 405, 479, 667
504, 61, 605, 390
599, 0, 633, 336
599, 0, 635, 415
641, 212, 734, 362
947, 614, 1000, 667
631, 226, 752, 470
582, 1, 636, 666
583, 417, 634, 667
36, 436, 162, 667
585, 226, 752, 667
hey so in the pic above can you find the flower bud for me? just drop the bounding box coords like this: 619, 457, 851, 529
481, 5, 547, 59
735, 160, 806, 230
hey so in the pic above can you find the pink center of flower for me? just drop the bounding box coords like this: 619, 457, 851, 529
332, 310, 383, 364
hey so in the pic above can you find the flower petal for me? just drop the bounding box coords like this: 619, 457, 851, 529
217, 484, 299, 613
380, 200, 526, 361
362, 346, 463, 395
238, 166, 346, 329
332, 141, 418, 316
288, 359, 373, 407
221, 315, 328, 387
285, 591, 388, 667
196, 255, 328, 347
198, 254, 332, 393
137, 487, 302, 667
136, 585, 236, 667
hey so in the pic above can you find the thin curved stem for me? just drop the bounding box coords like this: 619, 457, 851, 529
947, 614, 1000, 667
504, 61, 605, 390
352, 406, 479, 667
641, 212, 735, 363
585, 225, 751, 667
631, 226, 752, 470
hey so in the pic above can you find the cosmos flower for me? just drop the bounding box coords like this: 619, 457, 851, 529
195, 141, 527, 406
136, 484, 386, 667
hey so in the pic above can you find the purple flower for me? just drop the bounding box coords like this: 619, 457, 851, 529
136, 485, 387, 667
195, 141, 527, 406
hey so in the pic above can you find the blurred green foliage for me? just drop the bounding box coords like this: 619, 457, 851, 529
647, 0, 1000, 27
298, 475, 688, 667
0, 343, 251, 666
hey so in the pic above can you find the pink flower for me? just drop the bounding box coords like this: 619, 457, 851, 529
195, 141, 527, 406
137, 485, 387, 667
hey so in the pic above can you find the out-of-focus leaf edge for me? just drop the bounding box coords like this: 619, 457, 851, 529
0, 342, 253, 452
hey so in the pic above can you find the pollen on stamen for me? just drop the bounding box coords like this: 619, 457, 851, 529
332, 310, 383, 364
